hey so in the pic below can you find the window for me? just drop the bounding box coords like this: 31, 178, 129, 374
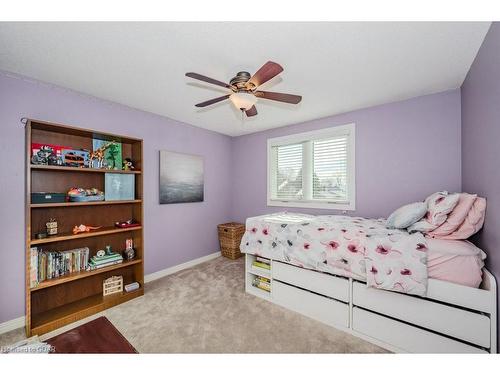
267, 124, 355, 210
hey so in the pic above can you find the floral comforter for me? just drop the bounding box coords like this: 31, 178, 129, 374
240, 212, 428, 296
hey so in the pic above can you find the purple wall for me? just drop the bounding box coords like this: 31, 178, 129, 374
231, 90, 462, 223
0, 71, 233, 323
461, 23, 500, 303
0, 71, 464, 326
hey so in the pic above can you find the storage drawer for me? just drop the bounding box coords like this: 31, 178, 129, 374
273, 280, 349, 328
352, 281, 490, 348
273, 261, 349, 302
352, 307, 487, 353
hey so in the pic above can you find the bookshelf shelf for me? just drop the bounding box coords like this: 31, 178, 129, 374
30, 164, 141, 174
31, 199, 142, 208
31, 259, 142, 291
30, 226, 142, 245
26, 119, 144, 337
249, 265, 271, 278
31, 287, 144, 336
245, 254, 272, 302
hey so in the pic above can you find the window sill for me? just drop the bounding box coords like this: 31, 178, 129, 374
267, 199, 355, 211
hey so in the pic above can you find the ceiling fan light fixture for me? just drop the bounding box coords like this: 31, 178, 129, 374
230, 92, 257, 111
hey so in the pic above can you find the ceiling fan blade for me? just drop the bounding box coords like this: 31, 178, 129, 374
254, 91, 302, 104
195, 94, 230, 107
247, 61, 283, 88
245, 105, 258, 117
186, 72, 231, 89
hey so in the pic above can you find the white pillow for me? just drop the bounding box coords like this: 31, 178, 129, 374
408, 191, 460, 233
426, 191, 460, 226
386, 202, 427, 229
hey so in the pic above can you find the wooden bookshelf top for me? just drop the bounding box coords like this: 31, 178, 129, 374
31, 259, 142, 291
30, 225, 142, 245
29, 118, 142, 144
30, 165, 141, 174
30, 199, 142, 208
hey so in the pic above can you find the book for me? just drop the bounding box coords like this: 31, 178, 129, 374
89, 254, 123, 265
89, 256, 122, 265
255, 256, 270, 265
252, 278, 271, 292
255, 276, 270, 283
252, 261, 271, 270
88, 259, 123, 270
90, 252, 122, 260
30, 247, 38, 288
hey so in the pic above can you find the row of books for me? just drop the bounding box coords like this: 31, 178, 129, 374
252, 276, 271, 292
30, 246, 90, 288
29, 246, 124, 288
252, 256, 271, 270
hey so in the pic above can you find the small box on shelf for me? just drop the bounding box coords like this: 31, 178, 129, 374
103, 275, 124, 296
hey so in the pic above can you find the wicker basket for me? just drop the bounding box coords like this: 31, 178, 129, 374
217, 222, 245, 259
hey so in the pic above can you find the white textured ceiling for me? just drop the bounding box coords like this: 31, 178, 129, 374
0, 22, 490, 136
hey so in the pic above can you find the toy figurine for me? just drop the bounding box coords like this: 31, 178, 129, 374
72, 224, 102, 234
122, 158, 135, 170
105, 245, 113, 255
48, 152, 63, 166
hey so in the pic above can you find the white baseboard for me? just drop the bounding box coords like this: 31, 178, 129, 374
144, 251, 221, 283
0, 316, 25, 335
0, 251, 221, 335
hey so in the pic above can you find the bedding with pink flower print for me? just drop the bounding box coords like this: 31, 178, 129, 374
240, 212, 428, 296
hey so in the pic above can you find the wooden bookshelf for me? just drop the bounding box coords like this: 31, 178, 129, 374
25, 119, 144, 337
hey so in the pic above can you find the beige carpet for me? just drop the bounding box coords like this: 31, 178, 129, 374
0, 256, 387, 353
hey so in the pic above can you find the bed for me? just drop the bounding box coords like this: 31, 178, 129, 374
241, 212, 497, 353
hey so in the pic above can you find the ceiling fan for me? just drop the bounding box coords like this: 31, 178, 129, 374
185, 61, 302, 117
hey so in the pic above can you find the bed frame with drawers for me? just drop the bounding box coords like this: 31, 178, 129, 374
245, 254, 497, 353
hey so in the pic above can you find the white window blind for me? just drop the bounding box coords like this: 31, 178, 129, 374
267, 124, 355, 210
312, 137, 348, 202
274, 143, 303, 200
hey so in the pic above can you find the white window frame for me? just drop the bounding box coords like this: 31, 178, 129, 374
267, 123, 356, 210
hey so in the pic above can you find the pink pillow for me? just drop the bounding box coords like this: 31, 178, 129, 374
426, 238, 485, 257
427, 238, 486, 288
429, 193, 477, 237
434, 197, 486, 240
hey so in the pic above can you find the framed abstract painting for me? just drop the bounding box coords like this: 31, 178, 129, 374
159, 150, 204, 204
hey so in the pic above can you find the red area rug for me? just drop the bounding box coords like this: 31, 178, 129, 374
46, 316, 138, 353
